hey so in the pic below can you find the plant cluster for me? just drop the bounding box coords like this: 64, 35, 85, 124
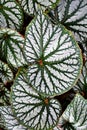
0, 0, 87, 130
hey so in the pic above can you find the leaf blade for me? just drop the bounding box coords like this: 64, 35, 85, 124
24, 11, 82, 96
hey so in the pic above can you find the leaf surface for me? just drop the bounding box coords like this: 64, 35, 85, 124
51, 0, 87, 41
0, 106, 27, 130
0, 60, 13, 84
18, 0, 59, 15
24, 11, 82, 96
0, 0, 24, 31
11, 69, 62, 130
58, 94, 87, 130
0, 28, 26, 68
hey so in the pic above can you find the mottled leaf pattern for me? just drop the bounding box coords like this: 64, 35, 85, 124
0, 60, 13, 84
51, 0, 87, 41
0, 28, 26, 68
0, 106, 27, 130
24, 11, 82, 96
11, 69, 62, 130
58, 94, 87, 130
0, 0, 24, 31
18, 0, 59, 15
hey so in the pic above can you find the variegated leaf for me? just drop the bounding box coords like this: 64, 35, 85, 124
18, 0, 59, 15
24, 11, 82, 96
50, 0, 87, 41
0, 60, 13, 84
58, 94, 87, 130
0, 28, 26, 68
11, 69, 62, 130
0, 106, 27, 130
0, 0, 24, 31
73, 60, 87, 97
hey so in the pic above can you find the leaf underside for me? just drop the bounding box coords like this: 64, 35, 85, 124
11, 69, 62, 130
24, 11, 82, 96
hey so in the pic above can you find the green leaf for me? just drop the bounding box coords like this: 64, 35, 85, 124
73, 60, 87, 97
24, 11, 82, 96
0, 0, 24, 31
18, 0, 59, 15
58, 94, 87, 130
0, 28, 26, 68
11, 69, 62, 130
50, 0, 87, 41
0, 60, 13, 84
0, 106, 27, 130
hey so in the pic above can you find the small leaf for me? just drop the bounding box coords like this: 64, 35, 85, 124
0, 106, 27, 130
18, 0, 59, 15
24, 11, 82, 96
0, 28, 26, 68
50, 0, 87, 41
11, 69, 62, 130
58, 94, 87, 130
0, 0, 24, 31
0, 60, 13, 84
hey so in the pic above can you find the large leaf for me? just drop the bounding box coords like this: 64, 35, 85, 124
58, 94, 87, 130
18, 0, 59, 15
73, 60, 87, 98
24, 11, 82, 96
0, 0, 24, 31
0, 60, 13, 84
11, 69, 62, 130
50, 0, 87, 41
0, 28, 26, 68
0, 106, 27, 130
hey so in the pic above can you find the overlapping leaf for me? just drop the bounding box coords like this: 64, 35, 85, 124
0, 28, 26, 68
50, 0, 87, 41
18, 0, 59, 15
73, 61, 87, 97
11, 69, 62, 130
24, 11, 82, 96
0, 106, 27, 130
58, 94, 87, 130
0, 60, 13, 84
0, 0, 24, 31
